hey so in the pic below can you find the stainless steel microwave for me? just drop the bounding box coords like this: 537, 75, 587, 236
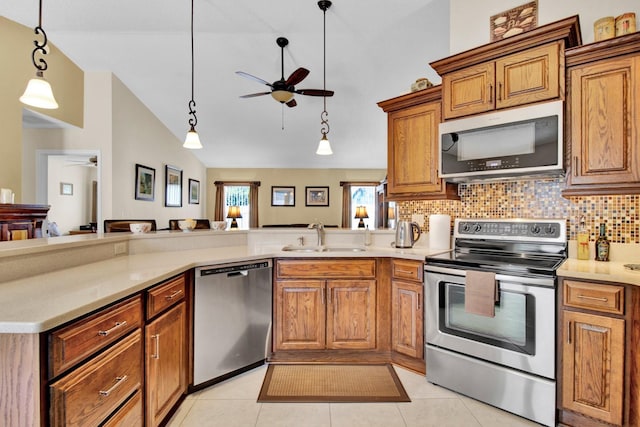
439, 101, 563, 182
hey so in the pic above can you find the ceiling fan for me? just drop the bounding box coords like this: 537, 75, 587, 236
236, 37, 334, 108
65, 155, 97, 167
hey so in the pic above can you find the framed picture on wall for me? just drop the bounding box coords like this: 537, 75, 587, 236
271, 186, 295, 206
189, 179, 200, 204
165, 165, 182, 207
60, 182, 73, 196
135, 163, 155, 201
305, 186, 329, 206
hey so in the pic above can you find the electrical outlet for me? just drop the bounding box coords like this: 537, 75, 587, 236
411, 213, 425, 227
114, 242, 127, 255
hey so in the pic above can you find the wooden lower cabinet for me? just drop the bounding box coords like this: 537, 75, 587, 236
274, 278, 376, 351
391, 280, 423, 359
558, 278, 640, 427
49, 329, 143, 427
145, 301, 187, 427
561, 310, 625, 425
102, 390, 143, 427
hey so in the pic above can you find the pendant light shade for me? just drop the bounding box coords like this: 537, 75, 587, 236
20, 71, 58, 109
184, 125, 202, 149
20, 0, 58, 110
183, 0, 203, 149
316, 134, 333, 155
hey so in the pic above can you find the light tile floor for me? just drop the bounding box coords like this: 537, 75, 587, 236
167, 364, 542, 427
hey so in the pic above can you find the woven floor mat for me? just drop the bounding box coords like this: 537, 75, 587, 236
257, 364, 411, 403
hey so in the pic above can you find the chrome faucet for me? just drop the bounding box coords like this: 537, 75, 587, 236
308, 222, 325, 246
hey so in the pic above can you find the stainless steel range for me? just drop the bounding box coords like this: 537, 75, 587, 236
424, 218, 567, 427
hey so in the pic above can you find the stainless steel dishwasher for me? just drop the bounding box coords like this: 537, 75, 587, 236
193, 259, 272, 389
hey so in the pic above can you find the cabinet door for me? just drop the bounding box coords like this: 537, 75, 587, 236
391, 280, 423, 359
145, 302, 186, 427
562, 310, 624, 425
496, 42, 560, 109
442, 62, 495, 119
567, 56, 640, 187
387, 101, 444, 197
326, 280, 376, 349
275, 280, 325, 350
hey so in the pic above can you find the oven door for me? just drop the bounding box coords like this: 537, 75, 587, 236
425, 266, 556, 379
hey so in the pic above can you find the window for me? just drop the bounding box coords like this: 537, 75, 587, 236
214, 181, 260, 229
340, 181, 379, 229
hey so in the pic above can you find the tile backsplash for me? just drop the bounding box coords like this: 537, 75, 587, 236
398, 178, 639, 244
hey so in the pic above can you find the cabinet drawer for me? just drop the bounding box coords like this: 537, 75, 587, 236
50, 329, 143, 427
277, 259, 376, 279
49, 295, 143, 378
564, 280, 624, 315
102, 390, 142, 427
147, 274, 186, 319
391, 259, 424, 282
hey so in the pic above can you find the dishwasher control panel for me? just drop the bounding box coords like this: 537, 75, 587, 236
199, 260, 272, 276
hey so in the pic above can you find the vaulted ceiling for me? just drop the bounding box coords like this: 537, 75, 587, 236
4, 0, 450, 169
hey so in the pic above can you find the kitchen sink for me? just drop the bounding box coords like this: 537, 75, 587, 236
281, 245, 366, 253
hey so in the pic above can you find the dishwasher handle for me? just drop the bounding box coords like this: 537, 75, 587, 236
198, 260, 272, 277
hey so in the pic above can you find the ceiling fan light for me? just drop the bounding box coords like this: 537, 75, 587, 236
20, 72, 59, 110
316, 134, 333, 155
271, 90, 294, 103
183, 126, 203, 149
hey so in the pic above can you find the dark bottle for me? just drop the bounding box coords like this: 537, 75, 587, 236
595, 223, 610, 261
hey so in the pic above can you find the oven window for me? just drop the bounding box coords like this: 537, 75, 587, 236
439, 282, 535, 355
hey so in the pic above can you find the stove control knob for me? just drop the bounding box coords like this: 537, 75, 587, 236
530, 224, 541, 235
473, 223, 482, 233
461, 223, 472, 233
545, 225, 556, 236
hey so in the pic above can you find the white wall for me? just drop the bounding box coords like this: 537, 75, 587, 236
449, 0, 640, 55
111, 75, 207, 230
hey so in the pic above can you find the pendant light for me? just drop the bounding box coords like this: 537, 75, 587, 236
183, 0, 203, 149
316, 0, 333, 155
20, 0, 58, 109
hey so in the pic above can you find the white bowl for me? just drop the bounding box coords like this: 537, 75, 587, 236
210, 221, 227, 230
129, 222, 152, 233
178, 219, 196, 231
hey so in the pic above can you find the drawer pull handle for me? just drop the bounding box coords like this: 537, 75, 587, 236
396, 269, 415, 276
98, 321, 127, 336
165, 289, 184, 300
99, 375, 128, 397
577, 294, 608, 302
151, 334, 160, 359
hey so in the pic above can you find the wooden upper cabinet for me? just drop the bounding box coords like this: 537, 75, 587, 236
563, 33, 640, 196
442, 41, 562, 120
377, 87, 459, 201
432, 15, 581, 120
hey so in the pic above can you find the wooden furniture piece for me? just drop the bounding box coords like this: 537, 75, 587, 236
48, 295, 144, 426
274, 259, 377, 351
168, 219, 211, 230
391, 259, 424, 372
558, 278, 640, 427
562, 32, 640, 196
104, 219, 157, 232
431, 15, 581, 121
0, 204, 49, 241
145, 275, 187, 427
377, 86, 459, 201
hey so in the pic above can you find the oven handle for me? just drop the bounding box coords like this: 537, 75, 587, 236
424, 265, 555, 288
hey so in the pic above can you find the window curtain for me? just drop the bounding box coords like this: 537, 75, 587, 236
213, 181, 261, 227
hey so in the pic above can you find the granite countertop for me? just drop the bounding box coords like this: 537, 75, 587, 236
0, 241, 442, 334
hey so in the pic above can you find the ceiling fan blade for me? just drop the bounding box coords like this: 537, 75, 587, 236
239, 92, 271, 98
296, 89, 334, 97
235, 71, 272, 87
285, 68, 310, 86
286, 99, 297, 108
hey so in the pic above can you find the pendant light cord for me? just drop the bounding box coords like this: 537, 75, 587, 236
188, 0, 197, 128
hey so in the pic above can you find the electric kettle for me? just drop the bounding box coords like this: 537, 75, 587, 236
394, 220, 421, 248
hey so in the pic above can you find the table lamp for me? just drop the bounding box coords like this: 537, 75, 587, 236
354, 206, 369, 228
227, 206, 242, 228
